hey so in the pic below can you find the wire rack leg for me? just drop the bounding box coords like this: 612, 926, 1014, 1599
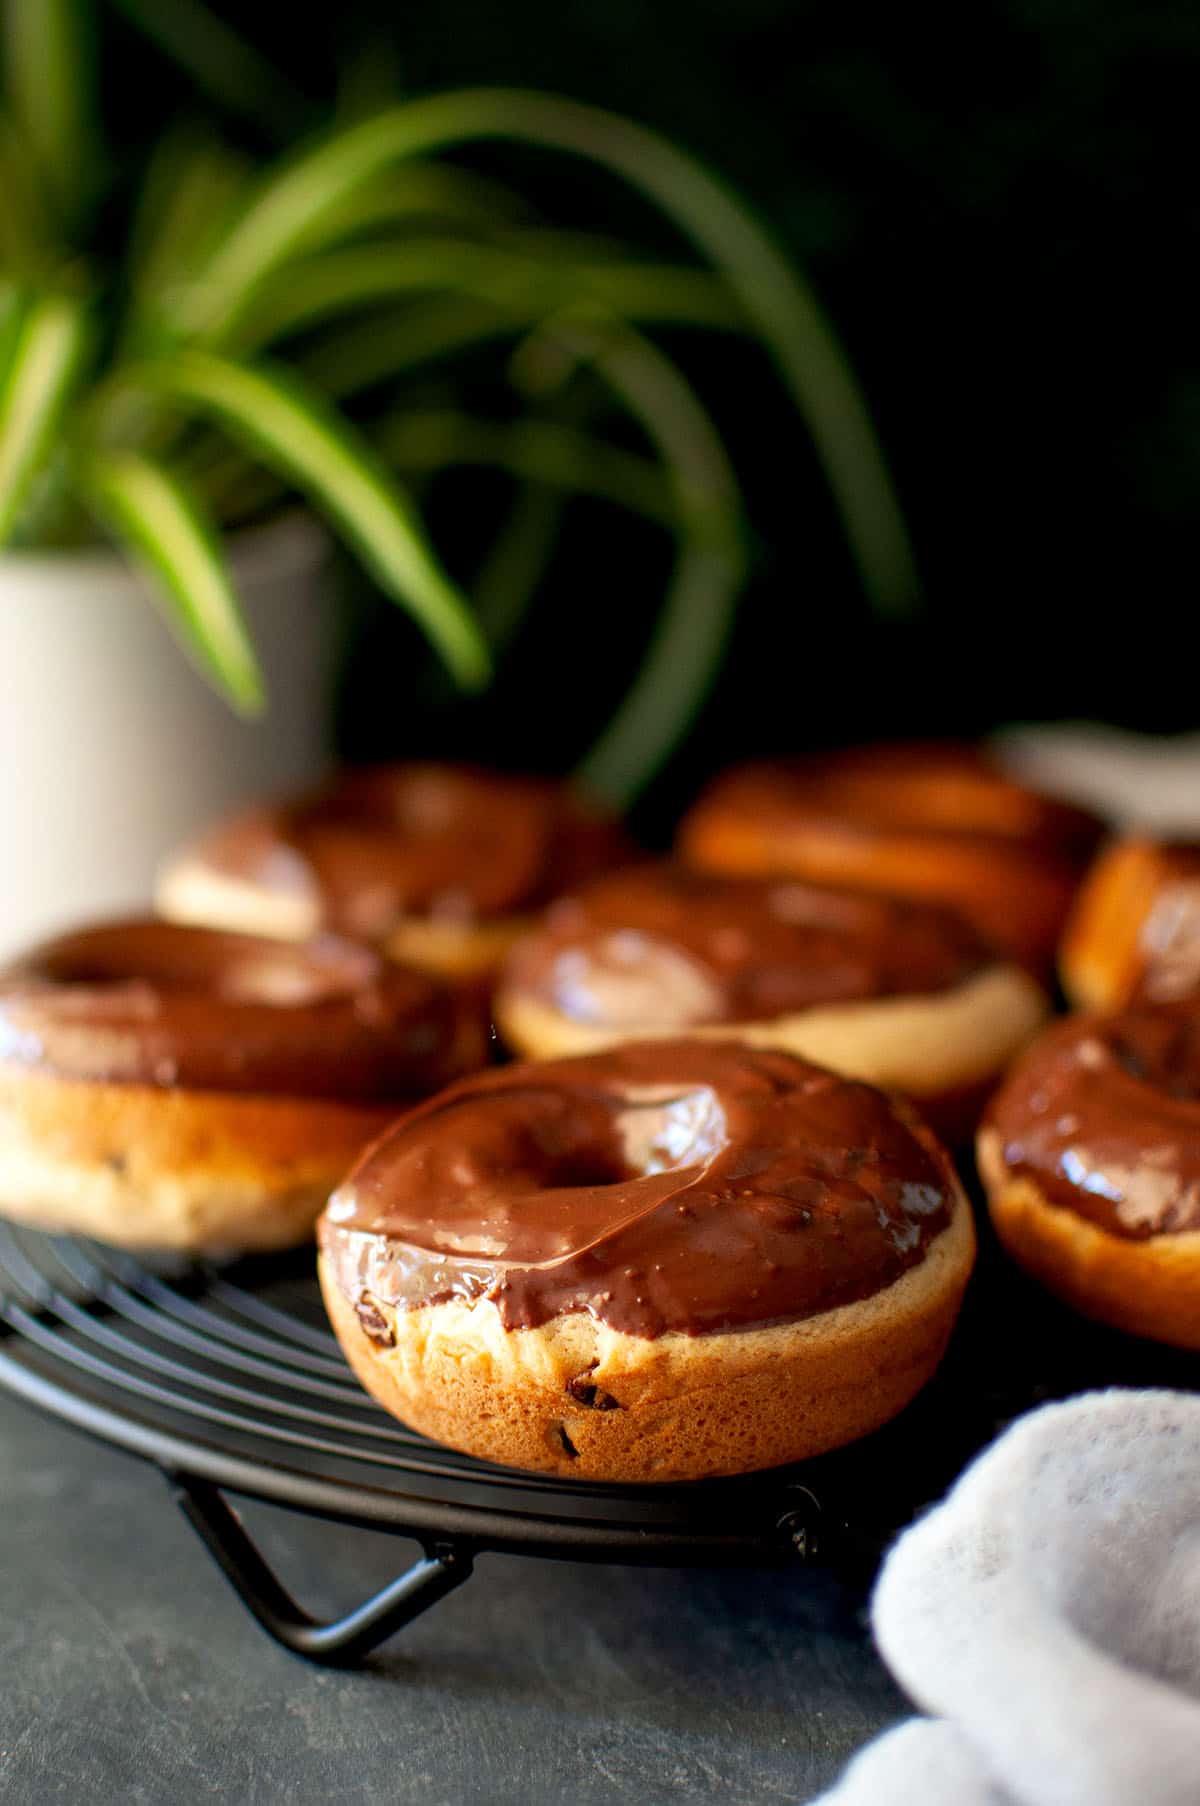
172, 1473, 474, 1666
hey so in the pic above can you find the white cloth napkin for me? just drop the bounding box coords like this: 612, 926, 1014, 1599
994, 724, 1200, 834
813, 1391, 1200, 1805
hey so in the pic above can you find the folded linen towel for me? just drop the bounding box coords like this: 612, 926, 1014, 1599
814, 1391, 1200, 1805
996, 724, 1200, 833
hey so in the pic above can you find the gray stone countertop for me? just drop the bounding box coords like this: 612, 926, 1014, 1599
0, 1390, 904, 1804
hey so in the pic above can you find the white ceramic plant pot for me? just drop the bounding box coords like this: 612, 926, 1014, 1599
0, 515, 336, 959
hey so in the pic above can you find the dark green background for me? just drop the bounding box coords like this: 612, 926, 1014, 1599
107, 1, 1196, 824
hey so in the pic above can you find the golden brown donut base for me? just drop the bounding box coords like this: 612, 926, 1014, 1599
157, 858, 531, 979
318, 1189, 975, 1483
1060, 837, 1198, 1011
493, 965, 1048, 1142
0, 1065, 398, 1254
977, 1128, 1200, 1350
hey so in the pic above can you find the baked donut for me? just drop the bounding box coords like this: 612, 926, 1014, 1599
0, 919, 488, 1253
677, 743, 1103, 973
1060, 837, 1200, 1010
156, 762, 630, 979
318, 1039, 975, 1481
978, 1003, 1200, 1348
494, 865, 1048, 1140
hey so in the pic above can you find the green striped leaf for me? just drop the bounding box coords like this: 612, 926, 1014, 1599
472, 483, 565, 655
238, 238, 740, 352
0, 115, 52, 272
186, 405, 674, 535
376, 410, 675, 526
560, 318, 747, 802
186, 88, 914, 610
142, 350, 489, 688
0, 290, 88, 544
125, 128, 254, 313
299, 299, 504, 401
581, 541, 741, 805
1, 0, 92, 217
407, 90, 916, 614
82, 451, 264, 714
0, 284, 24, 388
300, 280, 732, 404
288, 163, 531, 257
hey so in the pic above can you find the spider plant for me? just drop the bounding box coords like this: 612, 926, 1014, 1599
0, 0, 915, 802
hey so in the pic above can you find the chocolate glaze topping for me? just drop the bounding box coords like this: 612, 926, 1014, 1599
0, 920, 484, 1100
986, 1004, 1200, 1239
503, 865, 991, 1031
319, 1040, 958, 1338
1132, 843, 1200, 1003
681, 745, 1102, 858
677, 747, 1103, 976
189, 763, 630, 940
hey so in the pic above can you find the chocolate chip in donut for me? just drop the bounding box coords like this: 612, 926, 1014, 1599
565, 1367, 621, 1410
355, 1293, 397, 1347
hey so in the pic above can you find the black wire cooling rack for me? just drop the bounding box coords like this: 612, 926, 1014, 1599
1, 1213, 1196, 1666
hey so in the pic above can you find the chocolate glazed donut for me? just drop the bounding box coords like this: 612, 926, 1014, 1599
0, 920, 488, 1253
677, 743, 1103, 975
1061, 837, 1200, 1010
156, 762, 632, 978
494, 864, 1049, 1141
318, 1040, 976, 1482
978, 1004, 1200, 1348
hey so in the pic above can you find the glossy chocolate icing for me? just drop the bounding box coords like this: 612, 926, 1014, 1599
189, 763, 630, 940
1132, 843, 1200, 1003
987, 1004, 1200, 1240
503, 864, 990, 1030
0, 920, 483, 1100
320, 1039, 958, 1338
681, 745, 1102, 858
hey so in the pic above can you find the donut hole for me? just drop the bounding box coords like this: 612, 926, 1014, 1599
614, 1084, 727, 1176
470, 1084, 726, 1191
534, 1146, 635, 1190
325, 1078, 729, 1276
